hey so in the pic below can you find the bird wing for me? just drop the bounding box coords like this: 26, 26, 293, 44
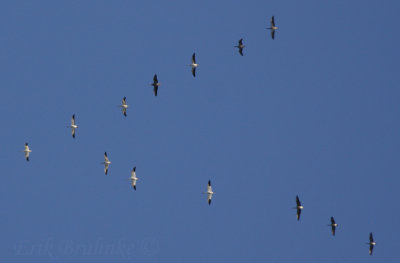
71, 115, 75, 126
104, 164, 109, 175
154, 86, 158, 96
332, 225, 336, 236
369, 244, 374, 255
25, 151, 29, 161
239, 48, 243, 56
192, 53, 196, 64
72, 127, 75, 138
271, 16, 275, 27
131, 178, 137, 187
296, 195, 301, 206
208, 194, 212, 205
297, 209, 301, 220
239, 38, 243, 45
192, 67, 196, 77
153, 74, 158, 83
104, 153, 109, 163
331, 217, 335, 224
271, 30, 275, 40
122, 97, 127, 105
123, 108, 127, 117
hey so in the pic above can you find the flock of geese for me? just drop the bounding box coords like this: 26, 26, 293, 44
21, 15, 378, 256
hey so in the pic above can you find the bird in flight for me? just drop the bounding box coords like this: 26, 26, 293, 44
267, 16, 278, 40
190, 53, 198, 77
152, 74, 160, 96
68, 114, 78, 138
205, 180, 214, 205
120, 97, 128, 117
234, 38, 245, 56
329, 217, 338, 236
130, 166, 138, 190
367, 232, 376, 255
295, 195, 303, 221
102, 152, 111, 175
23, 143, 32, 161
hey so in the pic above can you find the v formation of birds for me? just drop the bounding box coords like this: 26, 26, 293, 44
21, 16, 377, 256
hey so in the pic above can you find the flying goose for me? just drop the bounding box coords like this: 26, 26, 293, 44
329, 217, 338, 236
267, 16, 278, 40
190, 53, 198, 77
68, 114, 78, 138
295, 195, 303, 221
130, 166, 138, 190
23, 143, 32, 161
367, 232, 376, 255
120, 97, 128, 117
102, 152, 111, 175
152, 74, 160, 96
234, 38, 245, 56
205, 180, 214, 205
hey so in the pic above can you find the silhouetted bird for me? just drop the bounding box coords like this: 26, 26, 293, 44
235, 38, 245, 56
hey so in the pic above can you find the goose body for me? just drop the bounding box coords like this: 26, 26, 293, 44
102, 152, 111, 175
368, 232, 376, 255
329, 217, 338, 236
120, 97, 128, 117
234, 38, 245, 56
130, 166, 138, 190
190, 53, 198, 77
23, 143, 32, 161
206, 180, 214, 205
295, 195, 303, 221
267, 16, 278, 39
68, 114, 78, 138
151, 74, 160, 96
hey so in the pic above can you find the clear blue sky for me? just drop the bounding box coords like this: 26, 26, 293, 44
1, 0, 399, 262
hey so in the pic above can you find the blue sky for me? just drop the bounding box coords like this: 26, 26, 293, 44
0, 0, 399, 262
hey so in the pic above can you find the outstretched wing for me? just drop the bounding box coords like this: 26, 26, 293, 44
192, 53, 196, 64
154, 86, 158, 96
271, 16, 275, 27
153, 74, 158, 83
192, 67, 196, 77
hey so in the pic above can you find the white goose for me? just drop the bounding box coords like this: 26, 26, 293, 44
23, 143, 32, 161
102, 152, 111, 175
130, 166, 138, 190
205, 180, 214, 205
68, 114, 78, 138
367, 232, 376, 255
267, 16, 278, 40
190, 53, 198, 77
120, 97, 128, 117
294, 195, 303, 221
